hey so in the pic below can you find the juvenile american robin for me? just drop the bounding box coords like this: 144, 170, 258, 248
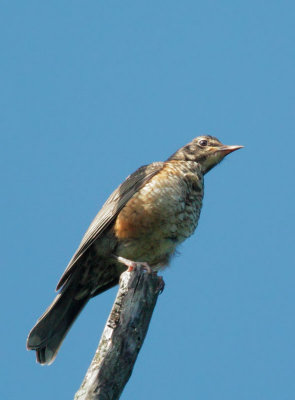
27, 135, 243, 364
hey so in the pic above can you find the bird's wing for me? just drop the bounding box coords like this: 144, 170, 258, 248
56, 162, 165, 290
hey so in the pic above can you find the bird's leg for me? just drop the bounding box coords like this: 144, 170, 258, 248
116, 256, 152, 274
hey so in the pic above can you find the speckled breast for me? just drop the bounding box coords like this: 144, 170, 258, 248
114, 161, 204, 267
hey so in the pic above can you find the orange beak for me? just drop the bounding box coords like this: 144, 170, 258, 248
217, 145, 244, 155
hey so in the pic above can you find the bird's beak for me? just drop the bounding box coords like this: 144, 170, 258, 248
217, 145, 244, 155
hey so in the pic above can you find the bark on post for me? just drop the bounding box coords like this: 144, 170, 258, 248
74, 268, 162, 400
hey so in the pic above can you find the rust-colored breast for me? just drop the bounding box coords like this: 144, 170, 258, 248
114, 161, 204, 258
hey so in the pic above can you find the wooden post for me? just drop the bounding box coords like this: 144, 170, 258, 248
74, 268, 163, 400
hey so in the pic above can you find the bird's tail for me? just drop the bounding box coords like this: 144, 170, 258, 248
26, 282, 89, 365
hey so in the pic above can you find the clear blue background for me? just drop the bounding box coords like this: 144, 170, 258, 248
1, 1, 294, 399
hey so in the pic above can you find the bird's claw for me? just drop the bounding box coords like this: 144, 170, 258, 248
156, 276, 165, 294
117, 256, 152, 274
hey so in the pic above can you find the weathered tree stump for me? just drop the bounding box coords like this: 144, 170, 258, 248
74, 268, 162, 400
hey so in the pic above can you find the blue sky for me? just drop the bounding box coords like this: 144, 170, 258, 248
1, 1, 294, 399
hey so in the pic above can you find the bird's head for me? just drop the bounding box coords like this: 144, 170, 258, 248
168, 135, 243, 174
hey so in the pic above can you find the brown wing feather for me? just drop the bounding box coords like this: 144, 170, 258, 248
56, 162, 164, 290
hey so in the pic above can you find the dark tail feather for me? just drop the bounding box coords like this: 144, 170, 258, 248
27, 284, 89, 365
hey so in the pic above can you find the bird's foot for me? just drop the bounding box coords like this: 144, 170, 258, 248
156, 276, 165, 294
116, 256, 152, 274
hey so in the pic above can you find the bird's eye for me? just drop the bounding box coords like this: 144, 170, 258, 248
199, 139, 208, 147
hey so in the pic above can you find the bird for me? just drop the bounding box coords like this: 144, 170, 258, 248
27, 135, 243, 365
